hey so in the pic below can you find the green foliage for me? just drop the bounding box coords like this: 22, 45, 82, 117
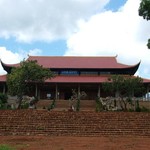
0, 93, 8, 103
140, 106, 150, 112
139, 0, 150, 20
47, 99, 56, 111
0, 145, 16, 150
95, 97, 103, 112
7, 60, 54, 109
102, 75, 145, 111
102, 75, 125, 97
147, 39, 150, 49
135, 100, 141, 112
21, 101, 29, 109
139, 0, 150, 48
103, 75, 145, 98
76, 98, 80, 112
124, 76, 145, 97
0, 93, 8, 110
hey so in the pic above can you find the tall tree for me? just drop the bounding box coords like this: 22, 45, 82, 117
102, 75, 145, 111
139, 0, 150, 48
7, 60, 54, 109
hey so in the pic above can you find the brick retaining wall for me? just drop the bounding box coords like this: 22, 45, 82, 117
0, 110, 150, 137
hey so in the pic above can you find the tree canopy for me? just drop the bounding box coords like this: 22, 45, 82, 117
7, 60, 54, 108
102, 75, 146, 110
139, 0, 150, 48
103, 75, 145, 98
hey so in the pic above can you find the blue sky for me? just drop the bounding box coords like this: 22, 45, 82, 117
0, 0, 127, 56
0, 0, 150, 79
0, 37, 66, 56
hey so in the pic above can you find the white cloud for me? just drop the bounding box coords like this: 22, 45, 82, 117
1, 0, 150, 80
0, 47, 42, 75
0, 0, 109, 43
65, 0, 150, 79
28, 49, 42, 56
0, 47, 22, 74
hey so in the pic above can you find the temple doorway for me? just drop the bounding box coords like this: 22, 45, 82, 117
64, 90, 72, 100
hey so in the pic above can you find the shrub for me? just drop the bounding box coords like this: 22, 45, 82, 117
21, 101, 29, 109
0, 93, 7, 104
47, 99, 55, 111
140, 106, 150, 112
76, 98, 80, 112
95, 97, 103, 112
0, 144, 16, 150
135, 100, 141, 112
0, 93, 8, 110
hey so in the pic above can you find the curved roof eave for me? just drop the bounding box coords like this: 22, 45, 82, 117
117, 60, 140, 69
116, 61, 140, 75
0, 60, 19, 73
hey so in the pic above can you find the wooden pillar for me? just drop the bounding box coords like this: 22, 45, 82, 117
115, 90, 119, 98
38, 88, 40, 100
78, 84, 80, 98
55, 84, 58, 100
97, 84, 101, 97
146, 85, 150, 100
35, 84, 38, 98
3, 84, 6, 94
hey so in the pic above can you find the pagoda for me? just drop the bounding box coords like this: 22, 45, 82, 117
0, 56, 150, 100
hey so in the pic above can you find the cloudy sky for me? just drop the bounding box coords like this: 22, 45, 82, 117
0, 0, 150, 79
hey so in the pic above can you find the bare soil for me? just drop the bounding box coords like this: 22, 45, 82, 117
0, 136, 150, 150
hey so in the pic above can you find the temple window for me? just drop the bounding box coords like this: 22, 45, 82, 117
100, 72, 111, 75
60, 70, 79, 75
80, 71, 98, 75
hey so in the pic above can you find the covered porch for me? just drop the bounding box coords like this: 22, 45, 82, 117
37, 83, 110, 100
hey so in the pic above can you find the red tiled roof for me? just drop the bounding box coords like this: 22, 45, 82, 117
142, 78, 150, 83
45, 75, 150, 84
0, 75, 7, 82
27, 56, 139, 69
0, 74, 150, 84
45, 76, 109, 83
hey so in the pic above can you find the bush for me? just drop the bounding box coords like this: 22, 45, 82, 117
140, 106, 150, 112
0, 93, 8, 110
95, 97, 103, 112
0, 93, 7, 104
21, 102, 29, 109
135, 100, 141, 112
76, 98, 80, 112
47, 99, 55, 111
0, 144, 16, 150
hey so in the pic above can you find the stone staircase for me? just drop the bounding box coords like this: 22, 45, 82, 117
52, 100, 96, 111
80, 100, 96, 111
53, 100, 70, 111
0, 110, 150, 137
35, 100, 52, 109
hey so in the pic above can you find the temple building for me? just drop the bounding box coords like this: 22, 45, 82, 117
0, 55, 150, 100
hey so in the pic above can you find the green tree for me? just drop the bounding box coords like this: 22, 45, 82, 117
7, 60, 54, 109
102, 75, 145, 111
0, 93, 8, 109
124, 76, 145, 97
102, 75, 125, 98
139, 0, 150, 48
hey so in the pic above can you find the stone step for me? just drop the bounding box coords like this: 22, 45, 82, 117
0, 110, 150, 136
35, 100, 52, 109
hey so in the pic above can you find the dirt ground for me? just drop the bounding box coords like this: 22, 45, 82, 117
0, 136, 150, 150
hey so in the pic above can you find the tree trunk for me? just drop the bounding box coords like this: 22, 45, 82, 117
17, 95, 23, 109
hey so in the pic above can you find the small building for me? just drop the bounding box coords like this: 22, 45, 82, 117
0, 55, 150, 100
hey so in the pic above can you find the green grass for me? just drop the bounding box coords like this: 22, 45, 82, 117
0, 145, 16, 150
